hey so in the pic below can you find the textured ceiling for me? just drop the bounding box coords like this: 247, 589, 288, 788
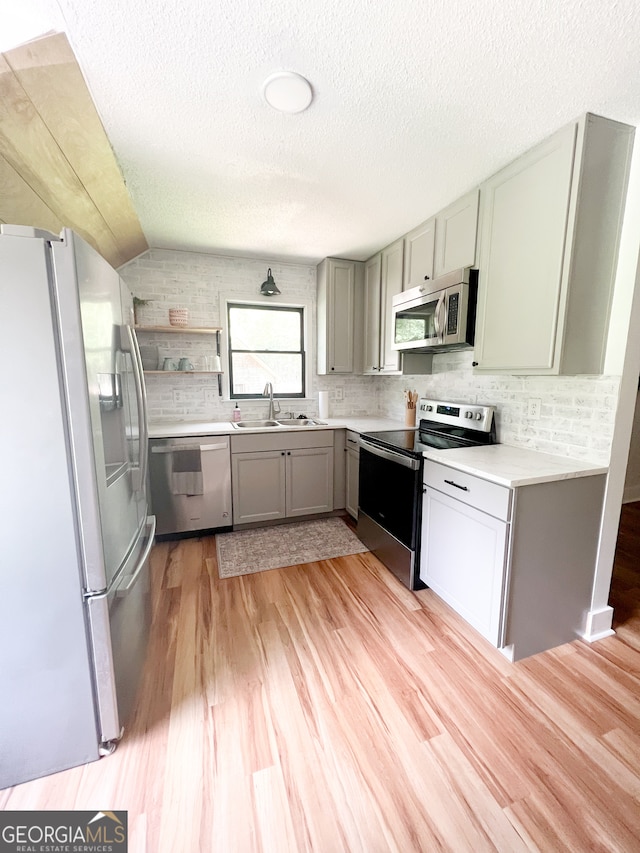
6, 0, 640, 262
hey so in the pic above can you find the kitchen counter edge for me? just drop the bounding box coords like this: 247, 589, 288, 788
148, 417, 406, 440
423, 444, 608, 488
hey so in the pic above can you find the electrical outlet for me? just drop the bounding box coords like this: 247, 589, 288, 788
173, 389, 189, 404
335, 386, 344, 400
527, 398, 541, 419
204, 389, 218, 404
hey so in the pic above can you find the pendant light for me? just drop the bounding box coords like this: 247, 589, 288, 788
260, 268, 280, 296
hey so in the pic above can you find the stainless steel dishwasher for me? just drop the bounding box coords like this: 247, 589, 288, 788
149, 436, 232, 536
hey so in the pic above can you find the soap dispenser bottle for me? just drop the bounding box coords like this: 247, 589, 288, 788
232, 402, 242, 422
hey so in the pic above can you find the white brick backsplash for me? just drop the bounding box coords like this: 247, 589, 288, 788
378, 350, 619, 464
122, 249, 619, 464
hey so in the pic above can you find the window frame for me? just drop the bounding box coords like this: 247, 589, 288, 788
225, 300, 308, 400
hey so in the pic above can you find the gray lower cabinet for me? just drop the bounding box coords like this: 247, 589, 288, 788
231, 450, 287, 524
420, 460, 606, 661
286, 448, 334, 516
231, 430, 334, 526
345, 430, 360, 518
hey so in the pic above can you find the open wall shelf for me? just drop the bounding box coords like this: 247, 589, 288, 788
135, 325, 223, 395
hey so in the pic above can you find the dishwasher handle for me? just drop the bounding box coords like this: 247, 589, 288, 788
151, 441, 228, 454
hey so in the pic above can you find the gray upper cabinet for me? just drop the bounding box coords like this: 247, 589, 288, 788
363, 239, 403, 374
433, 189, 479, 278
474, 113, 634, 375
317, 257, 363, 374
363, 253, 382, 375
402, 216, 435, 290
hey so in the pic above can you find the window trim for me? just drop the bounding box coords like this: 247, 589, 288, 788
222, 296, 311, 401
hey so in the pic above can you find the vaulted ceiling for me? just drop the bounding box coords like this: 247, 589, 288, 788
4, 0, 640, 264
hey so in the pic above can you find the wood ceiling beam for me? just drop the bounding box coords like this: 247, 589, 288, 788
0, 33, 147, 268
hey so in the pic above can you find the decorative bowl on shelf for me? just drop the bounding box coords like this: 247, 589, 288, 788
169, 308, 189, 327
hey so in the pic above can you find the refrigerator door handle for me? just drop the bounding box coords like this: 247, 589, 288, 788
119, 324, 149, 493
115, 515, 156, 598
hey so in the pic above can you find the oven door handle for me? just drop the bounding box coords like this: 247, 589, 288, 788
359, 438, 420, 470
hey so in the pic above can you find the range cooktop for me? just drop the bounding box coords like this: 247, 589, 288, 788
360, 399, 497, 458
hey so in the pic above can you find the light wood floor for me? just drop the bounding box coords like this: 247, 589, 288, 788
3, 509, 640, 852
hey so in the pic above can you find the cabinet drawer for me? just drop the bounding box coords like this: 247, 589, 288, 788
423, 460, 512, 521
346, 430, 360, 453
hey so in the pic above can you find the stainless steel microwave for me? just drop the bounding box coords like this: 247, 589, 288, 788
391, 268, 477, 352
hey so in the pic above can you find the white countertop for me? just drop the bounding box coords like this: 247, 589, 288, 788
423, 444, 608, 488
148, 416, 406, 439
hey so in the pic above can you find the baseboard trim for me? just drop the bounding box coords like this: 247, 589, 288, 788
580, 606, 615, 642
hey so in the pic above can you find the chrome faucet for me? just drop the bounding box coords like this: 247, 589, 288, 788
263, 382, 281, 420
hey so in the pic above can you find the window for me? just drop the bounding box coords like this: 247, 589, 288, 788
227, 302, 306, 399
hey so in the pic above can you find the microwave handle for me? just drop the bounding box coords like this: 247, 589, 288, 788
439, 293, 447, 342
434, 293, 445, 342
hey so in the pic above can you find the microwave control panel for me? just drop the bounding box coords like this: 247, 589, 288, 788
447, 293, 459, 334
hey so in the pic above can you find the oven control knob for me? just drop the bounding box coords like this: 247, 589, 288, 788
475, 412, 483, 421
465, 411, 473, 419
424, 404, 433, 412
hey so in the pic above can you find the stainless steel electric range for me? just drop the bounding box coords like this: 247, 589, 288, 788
357, 399, 496, 590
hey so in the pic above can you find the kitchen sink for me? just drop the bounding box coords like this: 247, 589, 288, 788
276, 418, 327, 426
231, 419, 281, 429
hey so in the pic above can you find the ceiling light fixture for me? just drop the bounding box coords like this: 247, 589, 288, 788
260, 268, 281, 296
262, 71, 313, 114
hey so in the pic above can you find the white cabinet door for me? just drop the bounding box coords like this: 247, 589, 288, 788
231, 450, 286, 524
379, 238, 403, 373
403, 217, 435, 290
474, 124, 576, 372
434, 189, 479, 277
420, 487, 508, 646
345, 447, 359, 518
363, 253, 382, 375
285, 448, 334, 517
317, 258, 357, 374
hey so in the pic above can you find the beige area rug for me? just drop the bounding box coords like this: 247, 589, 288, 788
215, 517, 368, 578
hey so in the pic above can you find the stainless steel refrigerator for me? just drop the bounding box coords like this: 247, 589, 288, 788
0, 225, 155, 789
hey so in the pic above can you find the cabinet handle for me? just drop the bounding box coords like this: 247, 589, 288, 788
472, 361, 478, 367
424, 275, 430, 280
287, 451, 291, 455
331, 367, 335, 371
281, 452, 285, 456
444, 479, 469, 492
